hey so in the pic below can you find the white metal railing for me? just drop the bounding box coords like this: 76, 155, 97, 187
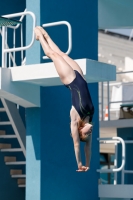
1, 11, 36, 68
0, 10, 27, 67
98, 137, 133, 185
42, 21, 72, 59
0, 28, 16, 66
99, 70, 133, 121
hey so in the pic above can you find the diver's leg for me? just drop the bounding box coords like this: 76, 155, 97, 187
34, 28, 76, 85
37, 26, 84, 76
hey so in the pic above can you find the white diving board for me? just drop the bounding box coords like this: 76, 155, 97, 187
0, 59, 116, 107
10, 59, 116, 85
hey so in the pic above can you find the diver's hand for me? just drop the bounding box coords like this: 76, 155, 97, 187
76, 166, 89, 172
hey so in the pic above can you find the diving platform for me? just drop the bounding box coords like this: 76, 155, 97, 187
0, 58, 116, 107
100, 119, 133, 129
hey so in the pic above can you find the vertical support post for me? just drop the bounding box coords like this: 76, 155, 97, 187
108, 154, 111, 184
5, 27, 7, 68
9, 53, 11, 67
2, 26, 5, 68
21, 24, 23, 65
121, 143, 125, 184
114, 142, 118, 185
107, 81, 110, 120
101, 82, 104, 121
121, 167, 125, 184
26, 0, 41, 200
13, 29, 15, 66
26, 108, 41, 200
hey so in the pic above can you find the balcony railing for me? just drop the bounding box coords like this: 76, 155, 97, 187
99, 70, 133, 121
98, 137, 133, 185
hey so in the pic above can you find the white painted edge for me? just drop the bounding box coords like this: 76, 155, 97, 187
10, 59, 87, 81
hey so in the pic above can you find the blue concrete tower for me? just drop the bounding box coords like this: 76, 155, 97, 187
26, 0, 99, 200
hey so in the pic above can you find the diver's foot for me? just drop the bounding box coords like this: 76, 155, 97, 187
34, 27, 43, 40
36, 26, 49, 41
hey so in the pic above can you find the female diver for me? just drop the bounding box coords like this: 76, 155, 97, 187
34, 27, 94, 172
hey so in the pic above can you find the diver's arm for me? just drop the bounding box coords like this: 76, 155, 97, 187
71, 122, 90, 171
70, 107, 88, 171
84, 134, 92, 168
71, 121, 82, 168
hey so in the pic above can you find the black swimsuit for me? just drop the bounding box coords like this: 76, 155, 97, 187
65, 70, 94, 122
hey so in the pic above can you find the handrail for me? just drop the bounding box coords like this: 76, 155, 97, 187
97, 137, 125, 173
2, 11, 35, 53
98, 138, 133, 185
42, 21, 72, 59
3, 9, 27, 30
0, 10, 26, 67
100, 70, 133, 121
0, 28, 16, 66
2, 11, 36, 68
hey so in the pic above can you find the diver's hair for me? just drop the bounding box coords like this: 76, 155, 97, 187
70, 118, 92, 142
78, 119, 88, 142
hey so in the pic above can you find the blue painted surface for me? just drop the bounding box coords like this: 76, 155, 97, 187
41, 85, 99, 200
26, 108, 41, 200
86, 60, 116, 82
117, 128, 133, 184
39, 0, 99, 199
25, 2, 41, 200
26, 0, 40, 64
